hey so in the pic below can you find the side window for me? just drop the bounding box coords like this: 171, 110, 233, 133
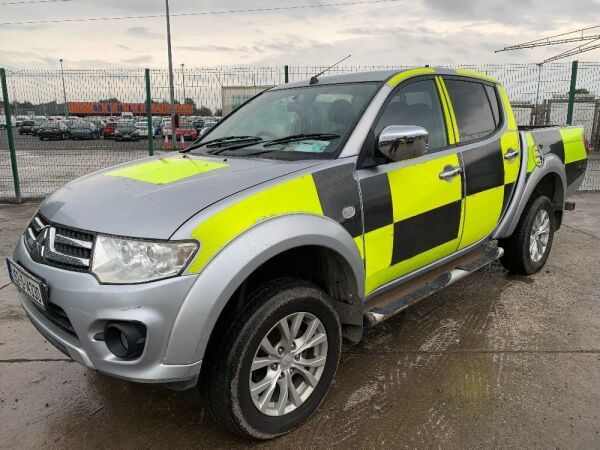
444, 79, 497, 142
484, 84, 501, 127
375, 79, 448, 151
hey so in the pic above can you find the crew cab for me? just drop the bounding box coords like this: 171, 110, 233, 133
7, 68, 589, 439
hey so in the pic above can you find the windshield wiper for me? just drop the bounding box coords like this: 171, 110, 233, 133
181, 136, 262, 153
262, 133, 340, 147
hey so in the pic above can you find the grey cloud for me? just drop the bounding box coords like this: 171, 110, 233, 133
126, 27, 164, 39
121, 55, 154, 64
178, 45, 249, 53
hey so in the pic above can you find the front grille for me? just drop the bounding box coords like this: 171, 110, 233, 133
25, 214, 95, 271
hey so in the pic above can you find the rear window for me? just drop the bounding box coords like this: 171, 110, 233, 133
444, 79, 498, 142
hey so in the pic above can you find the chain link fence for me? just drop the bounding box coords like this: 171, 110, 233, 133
1, 63, 599, 201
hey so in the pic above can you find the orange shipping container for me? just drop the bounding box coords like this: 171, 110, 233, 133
67, 102, 193, 116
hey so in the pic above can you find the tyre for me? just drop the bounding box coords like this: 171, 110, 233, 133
202, 278, 342, 439
500, 195, 555, 275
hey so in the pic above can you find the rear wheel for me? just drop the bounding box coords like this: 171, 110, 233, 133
500, 195, 555, 275
202, 278, 342, 439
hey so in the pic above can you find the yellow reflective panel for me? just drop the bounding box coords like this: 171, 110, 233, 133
107, 157, 229, 184
501, 131, 520, 184
435, 77, 456, 145
388, 154, 462, 223
560, 127, 588, 164
364, 225, 394, 282
454, 69, 500, 84
526, 132, 537, 174
365, 237, 460, 295
497, 86, 518, 131
187, 175, 323, 273
437, 78, 460, 143
354, 235, 365, 261
387, 68, 436, 87
459, 186, 504, 249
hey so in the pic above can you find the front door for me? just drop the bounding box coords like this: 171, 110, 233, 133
357, 77, 465, 295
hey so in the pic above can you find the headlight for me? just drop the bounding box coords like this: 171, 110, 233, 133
91, 235, 198, 284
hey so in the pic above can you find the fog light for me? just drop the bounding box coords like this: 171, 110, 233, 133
104, 322, 146, 359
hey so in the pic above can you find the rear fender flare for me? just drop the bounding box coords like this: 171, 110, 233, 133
495, 153, 566, 239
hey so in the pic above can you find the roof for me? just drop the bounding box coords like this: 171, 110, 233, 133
271, 67, 500, 90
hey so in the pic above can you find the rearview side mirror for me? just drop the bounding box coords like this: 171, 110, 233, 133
377, 125, 428, 162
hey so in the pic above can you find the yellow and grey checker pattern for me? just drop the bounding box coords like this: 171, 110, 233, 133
525, 126, 588, 188
357, 75, 522, 294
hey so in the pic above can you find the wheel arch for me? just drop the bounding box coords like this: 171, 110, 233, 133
497, 154, 566, 238
163, 214, 365, 366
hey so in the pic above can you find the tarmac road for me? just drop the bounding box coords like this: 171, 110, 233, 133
0, 193, 599, 448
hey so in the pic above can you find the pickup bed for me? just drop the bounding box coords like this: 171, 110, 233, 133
8, 67, 589, 439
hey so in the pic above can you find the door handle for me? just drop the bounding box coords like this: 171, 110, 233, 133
504, 149, 520, 162
439, 165, 462, 181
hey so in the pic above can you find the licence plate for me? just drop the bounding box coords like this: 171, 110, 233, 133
6, 259, 48, 310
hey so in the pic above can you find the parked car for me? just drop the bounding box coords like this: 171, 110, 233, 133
15, 115, 28, 127
70, 123, 99, 140
31, 119, 50, 136
114, 122, 139, 142
161, 120, 172, 137
134, 121, 150, 139
18, 120, 35, 135
175, 122, 198, 141
7, 68, 589, 439
199, 121, 216, 136
103, 122, 118, 139
38, 123, 68, 140
192, 119, 205, 134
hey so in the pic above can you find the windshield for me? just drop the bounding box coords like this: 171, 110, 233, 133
190, 82, 379, 160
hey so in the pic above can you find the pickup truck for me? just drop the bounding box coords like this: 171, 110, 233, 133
7, 68, 589, 439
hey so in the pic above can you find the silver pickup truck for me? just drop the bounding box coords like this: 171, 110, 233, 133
8, 68, 589, 439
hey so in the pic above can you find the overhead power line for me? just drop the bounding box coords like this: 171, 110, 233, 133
0, 0, 73, 5
0, 0, 403, 26
495, 25, 600, 63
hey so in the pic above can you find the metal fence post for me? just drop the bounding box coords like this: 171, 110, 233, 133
284, 65, 289, 83
0, 68, 22, 203
566, 60, 578, 125
145, 68, 154, 156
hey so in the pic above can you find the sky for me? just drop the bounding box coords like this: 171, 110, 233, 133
0, 0, 599, 70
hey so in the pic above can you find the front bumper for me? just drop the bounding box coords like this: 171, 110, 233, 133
13, 236, 202, 384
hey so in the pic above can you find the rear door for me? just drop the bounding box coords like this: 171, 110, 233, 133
440, 77, 520, 250
357, 77, 465, 295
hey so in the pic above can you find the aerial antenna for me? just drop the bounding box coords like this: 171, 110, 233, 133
495, 25, 600, 63
310, 54, 351, 84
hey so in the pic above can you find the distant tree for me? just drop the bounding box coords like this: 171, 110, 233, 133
575, 88, 590, 95
214, 108, 222, 116
197, 105, 212, 116
98, 97, 120, 103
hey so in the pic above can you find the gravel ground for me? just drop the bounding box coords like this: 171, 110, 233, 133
0, 192, 599, 448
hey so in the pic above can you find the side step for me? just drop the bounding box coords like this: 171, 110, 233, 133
363, 246, 504, 328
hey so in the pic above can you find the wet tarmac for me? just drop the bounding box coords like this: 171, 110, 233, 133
1, 193, 600, 448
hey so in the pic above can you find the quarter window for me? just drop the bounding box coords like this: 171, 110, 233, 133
375, 79, 448, 151
444, 79, 497, 142
484, 84, 501, 127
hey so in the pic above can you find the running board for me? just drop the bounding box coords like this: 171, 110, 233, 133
363, 246, 504, 328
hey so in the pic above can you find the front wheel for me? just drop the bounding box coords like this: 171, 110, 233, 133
500, 195, 555, 275
202, 279, 341, 439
